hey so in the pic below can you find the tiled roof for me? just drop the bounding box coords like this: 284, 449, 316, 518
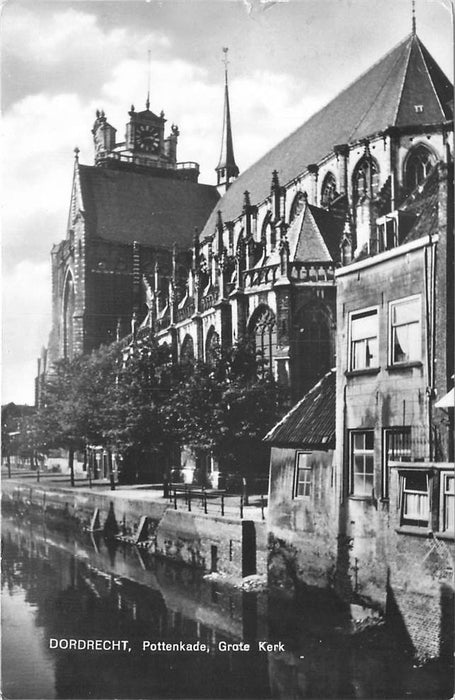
264, 369, 336, 448
201, 34, 452, 241
289, 204, 343, 263
78, 165, 219, 248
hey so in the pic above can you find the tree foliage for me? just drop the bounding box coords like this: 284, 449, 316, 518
31, 335, 283, 481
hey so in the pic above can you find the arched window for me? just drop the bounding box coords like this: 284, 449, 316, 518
206, 326, 220, 366
180, 334, 195, 366
248, 305, 277, 377
353, 157, 380, 204
405, 145, 435, 191
261, 212, 276, 252
320, 172, 338, 209
198, 253, 209, 290
293, 304, 332, 398
63, 270, 75, 360
289, 192, 306, 223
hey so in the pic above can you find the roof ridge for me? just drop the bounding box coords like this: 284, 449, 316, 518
392, 33, 414, 125
415, 35, 446, 118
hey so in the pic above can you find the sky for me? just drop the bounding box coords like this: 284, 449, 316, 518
1, 0, 453, 405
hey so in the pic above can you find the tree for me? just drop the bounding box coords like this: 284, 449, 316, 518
104, 338, 175, 482
160, 340, 283, 482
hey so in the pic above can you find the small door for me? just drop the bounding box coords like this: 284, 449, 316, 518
242, 521, 256, 577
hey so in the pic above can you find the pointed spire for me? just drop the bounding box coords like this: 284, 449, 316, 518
146, 49, 151, 110
216, 47, 239, 191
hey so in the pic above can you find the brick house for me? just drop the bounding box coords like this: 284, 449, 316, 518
265, 370, 337, 591
334, 160, 454, 659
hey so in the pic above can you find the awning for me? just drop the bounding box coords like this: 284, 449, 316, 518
435, 388, 454, 408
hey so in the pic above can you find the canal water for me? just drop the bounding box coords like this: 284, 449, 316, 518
1, 513, 453, 700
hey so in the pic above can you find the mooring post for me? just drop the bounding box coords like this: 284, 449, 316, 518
240, 495, 244, 520
204, 494, 207, 515
188, 490, 192, 512
221, 494, 225, 517
174, 490, 177, 509
261, 493, 265, 520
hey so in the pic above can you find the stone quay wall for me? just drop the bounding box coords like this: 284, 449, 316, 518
2, 480, 267, 579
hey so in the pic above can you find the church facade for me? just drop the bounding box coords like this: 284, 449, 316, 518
44, 29, 453, 486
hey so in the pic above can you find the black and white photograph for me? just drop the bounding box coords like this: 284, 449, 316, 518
1, 0, 454, 698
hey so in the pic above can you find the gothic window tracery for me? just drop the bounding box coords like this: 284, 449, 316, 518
289, 192, 306, 223
261, 212, 276, 252
248, 305, 277, 378
320, 172, 338, 209
63, 271, 75, 360
404, 144, 435, 192
180, 334, 195, 366
353, 157, 380, 204
206, 326, 220, 366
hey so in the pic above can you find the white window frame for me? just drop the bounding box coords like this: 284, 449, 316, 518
389, 295, 421, 366
441, 472, 455, 534
399, 470, 430, 528
294, 452, 313, 498
349, 306, 379, 371
349, 430, 375, 497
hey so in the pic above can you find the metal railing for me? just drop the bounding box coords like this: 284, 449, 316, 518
169, 485, 266, 520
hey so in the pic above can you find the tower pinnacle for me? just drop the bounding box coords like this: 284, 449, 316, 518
216, 47, 239, 192
411, 0, 416, 35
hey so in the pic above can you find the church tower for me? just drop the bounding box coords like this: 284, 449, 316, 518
216, 48, 239, 193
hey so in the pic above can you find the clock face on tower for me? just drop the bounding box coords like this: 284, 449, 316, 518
135, 124, 160, 153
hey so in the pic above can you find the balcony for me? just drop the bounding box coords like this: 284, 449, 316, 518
243, 264, 279, 288
176, 301, 195, 323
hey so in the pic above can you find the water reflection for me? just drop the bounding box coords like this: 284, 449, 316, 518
1, 514, 453, 700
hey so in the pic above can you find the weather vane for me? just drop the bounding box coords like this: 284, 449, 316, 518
411, 0, 416, 35
222, 46, 229, 70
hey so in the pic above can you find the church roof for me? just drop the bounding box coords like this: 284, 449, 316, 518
78, 165, 219, 248
201, 33, 452, 241
264, 369, 336, 449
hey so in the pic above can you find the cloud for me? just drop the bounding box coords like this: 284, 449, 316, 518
2, 5, 172, 109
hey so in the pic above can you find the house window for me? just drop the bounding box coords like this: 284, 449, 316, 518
295, 453, 312, 498
400, 471, 430, 527
382, 427, 411, 498
350, 431, 374, 496
442, 473, 454, 533
350, 309, 378, 370
390, 296, 420, 365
